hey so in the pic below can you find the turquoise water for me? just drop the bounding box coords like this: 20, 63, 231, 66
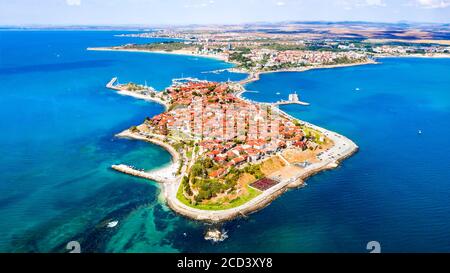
1, 31, 450, 252
0, 31, 245, 252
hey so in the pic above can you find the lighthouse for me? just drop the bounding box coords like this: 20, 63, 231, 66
288, 91, 299, 102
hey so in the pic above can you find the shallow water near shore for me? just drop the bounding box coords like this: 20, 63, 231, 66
1, 31, 450, 252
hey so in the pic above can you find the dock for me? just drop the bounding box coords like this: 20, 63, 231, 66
274, 92, 310, 106
111, 164, 176, 183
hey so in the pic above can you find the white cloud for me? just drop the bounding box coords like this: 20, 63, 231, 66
336, 0, 387, 9
415, 0, 450, 8
365, 0, 386, 6
184, 0, 215, 9
66, 0, 81, 6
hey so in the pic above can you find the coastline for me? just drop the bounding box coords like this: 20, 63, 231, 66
375, 54, 450, 59
113, 129, 180, 183
116, 129, 180, 163
105, 76, 170, 110
237, 59, 379, 86
116, 89, 169, 110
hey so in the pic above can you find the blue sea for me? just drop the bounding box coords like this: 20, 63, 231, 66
0, 31, 449, 252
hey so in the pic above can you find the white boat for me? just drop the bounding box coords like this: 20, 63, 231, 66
106, 220, 119, 228
355, 88, 360, 91
418, 130, 422, 134
276, 92, 281, 95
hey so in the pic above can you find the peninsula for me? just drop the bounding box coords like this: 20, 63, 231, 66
107, 77, 358, 222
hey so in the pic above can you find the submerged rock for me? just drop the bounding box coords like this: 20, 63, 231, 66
204, 228, 228, 242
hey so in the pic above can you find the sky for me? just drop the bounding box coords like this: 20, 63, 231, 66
0, 0, 449, 26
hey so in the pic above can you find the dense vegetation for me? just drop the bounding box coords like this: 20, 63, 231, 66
124, 82, 144, 91
124, 42, 196, 52
229, 49, 256, 70
325, 56, 367, 65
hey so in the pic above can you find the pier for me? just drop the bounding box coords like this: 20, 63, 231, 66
274, 100, 310, 106
106, 77, 120, 90
112, 164, 177, 183
274, 92, 310, 106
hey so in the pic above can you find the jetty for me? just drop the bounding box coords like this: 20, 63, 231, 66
274, 92, 310, 106
106, 77, 120, 90
274, 100, 310, 106
112, 164, 177, 183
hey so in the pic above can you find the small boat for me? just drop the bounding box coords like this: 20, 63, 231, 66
106, 220, 119, 228
418, 130, 422, 135
276, 92, 281, 95
355, 88, 360, 91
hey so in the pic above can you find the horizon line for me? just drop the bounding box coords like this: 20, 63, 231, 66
1, 20, 449, 29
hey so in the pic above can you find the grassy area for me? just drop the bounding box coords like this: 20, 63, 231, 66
124, 82, 144, 91
124, 42, 196, 52
301, 125, 325, 143
176, 184, 261, 211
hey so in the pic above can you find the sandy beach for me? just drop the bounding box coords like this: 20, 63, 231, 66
113, 129, 180, 183
116, 89, 169, 110
87, 47, 229, 62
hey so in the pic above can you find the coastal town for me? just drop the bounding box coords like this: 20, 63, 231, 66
91, 39, 376, 74
107, 76, 358, 222
107, 23, 450, 74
